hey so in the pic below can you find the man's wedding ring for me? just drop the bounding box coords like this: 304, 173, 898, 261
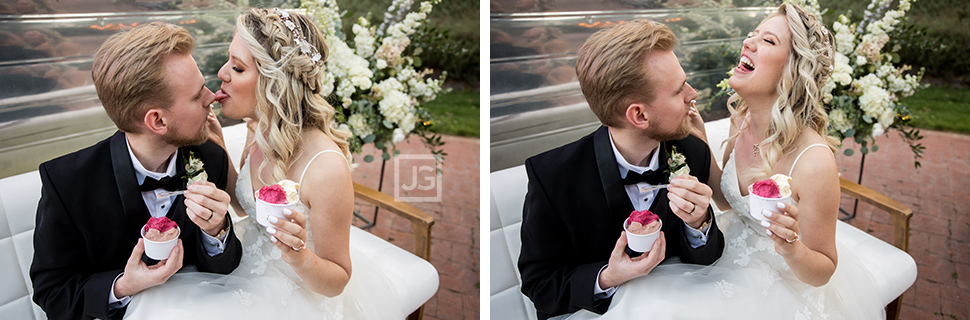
205, 210, 213, 221
292, 240, 307, 251
687, 202, 696, 214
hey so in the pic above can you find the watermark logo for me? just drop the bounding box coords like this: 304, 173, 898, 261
394, 154, 441, 202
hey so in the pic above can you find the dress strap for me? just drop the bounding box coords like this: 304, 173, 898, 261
788, 143, 830, 176
298, 150, 346, 186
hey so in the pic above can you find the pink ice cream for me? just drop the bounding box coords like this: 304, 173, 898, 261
144, 217, 179, 242
627, 209, 661, 235
257, 184, 288, 204
751, 174, 792, 199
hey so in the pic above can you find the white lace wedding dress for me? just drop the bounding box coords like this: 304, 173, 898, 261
126, 150, 403, 319
567, 147, 885, 319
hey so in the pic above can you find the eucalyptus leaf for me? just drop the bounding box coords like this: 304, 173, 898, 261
844, 128, 855, 137
363, 134, 376, 143
364, 155, 374, 162
844, 149, 854, 156
382, 151, 391, 161
861, 146, 868, 154
871, 145, 879, 152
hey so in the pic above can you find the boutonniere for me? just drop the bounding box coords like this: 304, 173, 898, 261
184, 151, 208, 184
665, 146, 690, 182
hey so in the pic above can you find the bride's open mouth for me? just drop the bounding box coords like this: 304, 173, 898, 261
735, 55, 755, 73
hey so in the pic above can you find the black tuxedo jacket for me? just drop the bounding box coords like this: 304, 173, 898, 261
30, 131, 243, 320
518, 126, 725, 319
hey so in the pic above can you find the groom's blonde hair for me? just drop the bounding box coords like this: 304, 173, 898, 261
92, 22, 195, 133
576, 20, 677, 127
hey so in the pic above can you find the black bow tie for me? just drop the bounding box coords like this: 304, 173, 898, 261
138, 170, 186, 192
621, 166, 667, 186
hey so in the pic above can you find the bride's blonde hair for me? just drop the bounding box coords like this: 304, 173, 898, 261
727, 3, 839, 179
236, 8, 353, 184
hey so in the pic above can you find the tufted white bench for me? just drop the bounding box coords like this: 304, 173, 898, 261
490, 118, 917, 320
0, 123, 438, 320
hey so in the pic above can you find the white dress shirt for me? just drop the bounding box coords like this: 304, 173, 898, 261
109, 139, 230, 309
593, 132, 712, 299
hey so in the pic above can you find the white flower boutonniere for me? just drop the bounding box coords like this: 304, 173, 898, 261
666, 146, 690, 182
185, 151, 208, 184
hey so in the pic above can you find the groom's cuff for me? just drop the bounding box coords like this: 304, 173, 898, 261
683, 216, 712, 248
200, 223, 231, 256
108, 273, 132, 310
593, 265, 617, 300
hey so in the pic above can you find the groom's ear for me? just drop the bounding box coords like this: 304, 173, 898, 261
624, 102, 651, 130
142, 106, 169, 135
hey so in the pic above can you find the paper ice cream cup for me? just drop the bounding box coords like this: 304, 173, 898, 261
624, 218, 663, 253
141, 226, 180, 260
254, 189, 298, 227
747, 185, 794, 221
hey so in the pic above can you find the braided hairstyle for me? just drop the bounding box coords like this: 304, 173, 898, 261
236, 8, 353, 184
728, 2, 839, 179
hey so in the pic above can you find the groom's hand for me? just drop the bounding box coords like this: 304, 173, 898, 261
599, 231, 666, 289
184, 180, 231, 236
667, 175, 712, 229
115, 238, 184, 298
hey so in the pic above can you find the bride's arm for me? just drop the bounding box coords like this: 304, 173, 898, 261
769, 148, 840, 287
279, 153, 354, 297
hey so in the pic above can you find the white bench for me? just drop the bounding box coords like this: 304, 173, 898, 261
490, 118, 917, 320
0, 123, 438, 320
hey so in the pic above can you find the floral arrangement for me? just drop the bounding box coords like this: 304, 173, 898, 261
303, 0, 446, 164
800, 0, 925, 167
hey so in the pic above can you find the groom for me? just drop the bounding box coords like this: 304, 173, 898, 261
30, 22, 242, 320
518, 20, 725, 319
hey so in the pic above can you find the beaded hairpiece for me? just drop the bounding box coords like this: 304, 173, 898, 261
273, 8, 323, 66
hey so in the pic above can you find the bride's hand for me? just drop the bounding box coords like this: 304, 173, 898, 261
267, 208, 311, 265
761, 202, 801, 256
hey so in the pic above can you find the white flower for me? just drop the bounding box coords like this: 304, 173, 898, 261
374, 78, 405, 98
829, 108, 851, 133
872, 122, 885, 137
832, 52, 853, 86
376, 59, 387, 69
379, 90, 414, 125
392, 128, 406, 143
348, 114, 372, 138
859, 85, 891, 121
856, 55, 867, 66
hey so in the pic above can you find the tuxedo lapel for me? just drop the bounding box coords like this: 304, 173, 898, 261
109, 131, 150, 236
592, 126, 634, 217
649, 142, 673, 223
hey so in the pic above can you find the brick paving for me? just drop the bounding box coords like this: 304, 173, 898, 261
351, 134, 480, 320
836, 129, 970, 319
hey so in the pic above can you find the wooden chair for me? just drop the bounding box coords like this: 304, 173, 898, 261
839, 178, 913, 320
353, 182, 435, 320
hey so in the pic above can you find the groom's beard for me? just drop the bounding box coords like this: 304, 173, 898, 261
646, 115, 691, 142
163, 123, 210, 147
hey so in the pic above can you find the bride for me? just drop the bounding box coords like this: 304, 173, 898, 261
125, 8, 402, 319
572, 3, 884, 319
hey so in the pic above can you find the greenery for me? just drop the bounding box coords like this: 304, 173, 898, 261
334, 0, 479, 86
819, 0, 970, 80
423, 89, 480, 137
901, 85, 970, 135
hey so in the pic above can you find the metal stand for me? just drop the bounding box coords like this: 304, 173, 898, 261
838, 152, 866, 221
354, 159, 386, 230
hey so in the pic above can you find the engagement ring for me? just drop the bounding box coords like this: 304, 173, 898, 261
292, 240, 307, 251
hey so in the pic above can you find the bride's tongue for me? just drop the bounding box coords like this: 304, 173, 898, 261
214, 90, 229, 103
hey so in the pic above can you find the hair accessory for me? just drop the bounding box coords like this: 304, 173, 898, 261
273, 8, 323, 66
